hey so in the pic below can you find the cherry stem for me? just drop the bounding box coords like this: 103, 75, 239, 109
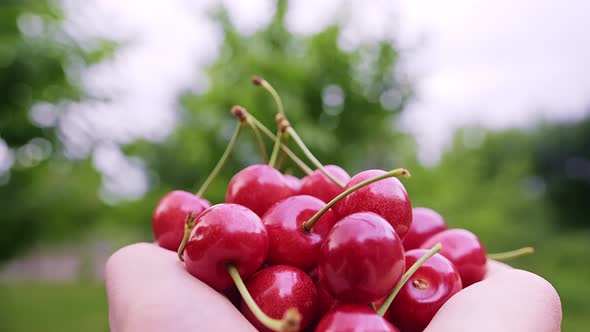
302, 168, 410, 232
276, 134, 289, 169
253, 76, 287, 170
488, 246, 535, 261
252, 75, 285, 115
246, 116, 268, 163
195, 107, 245, 197
248, 115, 313, 175
177, 212, 198, 262
376, 243, 442, 316
268, 128, 283, 168
253, 75, 334, 180
286, 126, 344, 188
227, 264, 301, 332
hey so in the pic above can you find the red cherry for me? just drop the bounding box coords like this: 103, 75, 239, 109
420, 229, 487, 286
284, 174, 303, 194
152, 190, 211, 251
317, 285, 339, 317
318, 212, 405, 304
403, 207, 447, 250
300, 165, 350, 203
183, 203, 268, 291
315, 304, 400, 332
263, 195, 338, 271
387, 249, 463, 332
334, 170, 412, 239
226, 164, 294, 217
240, 265, 319, 332
308, 268, 338, 317
309, 267, 320, 284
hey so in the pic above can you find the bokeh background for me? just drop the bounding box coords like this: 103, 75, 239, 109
1, 0, 589, 331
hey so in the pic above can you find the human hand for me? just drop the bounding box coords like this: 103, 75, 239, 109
106, 243, 561, 332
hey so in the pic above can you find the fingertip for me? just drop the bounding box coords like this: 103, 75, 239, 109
485, 259, 512, 278
426, 268, 562, 332
499, 269, 562, 325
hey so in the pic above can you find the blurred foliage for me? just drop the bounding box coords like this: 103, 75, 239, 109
0, 282, 108, 332
0, 0, 106, 261
0, 0, 589, 331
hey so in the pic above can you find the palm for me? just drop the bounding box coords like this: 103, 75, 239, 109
106, 243, 561, 332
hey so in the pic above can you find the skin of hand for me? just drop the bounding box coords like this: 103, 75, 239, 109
106, 243, 562, 332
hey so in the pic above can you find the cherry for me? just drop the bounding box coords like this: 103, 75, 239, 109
183, 203, 268, 291
387, 249, 462, 332
153, 106, 246, 251
308, 268, 339, 317
263, 195, 338, 271
318, 212, 405, 304
284, 174, 303, 194
333, 169, 413, 240
315, 304, 400, 332
403, 207, 447, 250
420, 228, 487, 287
300, 165, 350, 203
226, 164, 295, 217
240, 265, 319, 332
152, 190, 211, 251
317, 285, 339, 317
253, 75, 344, 188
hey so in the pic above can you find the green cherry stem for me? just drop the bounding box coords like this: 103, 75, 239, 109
268, 125, 283, 168
252, 76, 284, 169
177, 212, 198, 262
252, 76, 284, 115
253, 75, 338, 182
194, 106, 245, 197
488, 246, 535, 261
301, 168, 410, 232
227, 264, 302, 332
376, 243, 442, 316
248, 115, 313, 175
286, 125, 344, 188
246, 116, 268, 163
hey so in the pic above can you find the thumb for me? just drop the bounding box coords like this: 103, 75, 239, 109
106, 243, 256, 332
424, 268, 562, 332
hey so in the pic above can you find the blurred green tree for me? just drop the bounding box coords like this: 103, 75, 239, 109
0, 0, 105, 260
122, 1, 412, 226
0, 0, 411, 260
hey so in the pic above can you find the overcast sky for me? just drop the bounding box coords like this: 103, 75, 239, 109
3, 0, 588, 199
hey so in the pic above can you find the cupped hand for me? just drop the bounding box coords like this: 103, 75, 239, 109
106, 243, 561, 332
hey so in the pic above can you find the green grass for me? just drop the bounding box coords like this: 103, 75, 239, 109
0, 282, 108, 332
0, 267, 587, 332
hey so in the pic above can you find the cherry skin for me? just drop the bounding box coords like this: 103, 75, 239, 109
240, 265, 319, 332
420, 228, 487, 287
315, 304, 400, 332
284, 174, 303, 194
403, 207, 447, 250
317, 284, 339, 317
263, 195, 338, 271
318, 212, 405, 304
152, 190, 211, 251
300, 165, 350, 203
333, 169, 412, 240
183, 203, 269, 291
308, 268, 339, 317
226, 164, 295, 217
387, 249, 463, 332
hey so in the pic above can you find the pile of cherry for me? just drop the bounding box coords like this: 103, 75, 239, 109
151, 77, 533, 332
